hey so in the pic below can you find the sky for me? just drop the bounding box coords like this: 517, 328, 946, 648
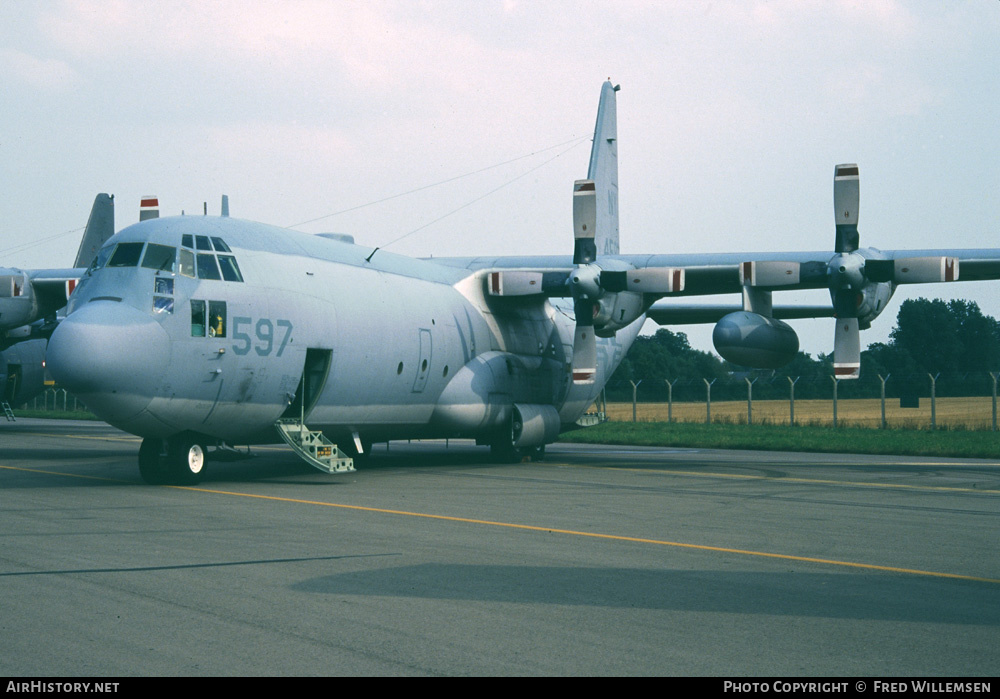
2, 1, 999, 358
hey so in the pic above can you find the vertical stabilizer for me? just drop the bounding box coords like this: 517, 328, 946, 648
586, 81, 620, 256
73, 194, 114, 268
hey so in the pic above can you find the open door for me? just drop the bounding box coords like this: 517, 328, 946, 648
275, 348, 354, 474
282, 348, 332, 421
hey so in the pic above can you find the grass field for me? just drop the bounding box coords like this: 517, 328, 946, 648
602, 396, 999, 430
560, 419, 1000, 458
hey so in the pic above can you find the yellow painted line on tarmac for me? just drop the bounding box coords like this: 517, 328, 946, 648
27, 432, 140, 443
555, 463, 1000, 495
0, 463, 133, 484
4, 462, 999, 585
170, 483, 1000, 585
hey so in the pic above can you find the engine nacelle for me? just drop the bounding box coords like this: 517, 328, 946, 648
1, 337, 47, 406
713, 312, 799, 369
0, 270, 38, 332
594, 290, 644, 336
511, 403, 561, 448
853, 280, 893, 330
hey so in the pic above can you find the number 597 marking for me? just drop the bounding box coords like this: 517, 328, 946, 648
232, 317, 293, 357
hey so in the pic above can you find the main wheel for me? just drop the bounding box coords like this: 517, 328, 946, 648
138, 438, 169, 485
168, 436, 207, 485
526, 444, 546, 462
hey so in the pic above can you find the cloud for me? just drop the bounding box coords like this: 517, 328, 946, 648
0, 48, 76, 91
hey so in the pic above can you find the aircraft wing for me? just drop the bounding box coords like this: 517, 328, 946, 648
1, 194, 113, 333
646, 302, 836, 325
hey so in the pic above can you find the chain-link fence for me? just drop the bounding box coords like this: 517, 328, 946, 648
604, 371, 1000, 430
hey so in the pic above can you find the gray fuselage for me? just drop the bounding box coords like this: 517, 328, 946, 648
48, 216, 638, 448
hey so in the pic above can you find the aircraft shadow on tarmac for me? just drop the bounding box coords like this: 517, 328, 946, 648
291, 563, 1000, 624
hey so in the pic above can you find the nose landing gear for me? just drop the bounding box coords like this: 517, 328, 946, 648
138, 434, 207, 485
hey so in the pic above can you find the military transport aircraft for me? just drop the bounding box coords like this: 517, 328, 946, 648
44, 81, 1000, 484
1, 194, 115, 409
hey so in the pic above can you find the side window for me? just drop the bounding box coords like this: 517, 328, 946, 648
191, 300, 206, 337
153, 297, 174, 314
208, 301, 227, 338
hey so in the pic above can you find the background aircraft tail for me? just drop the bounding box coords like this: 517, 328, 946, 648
73, 194, 114, 268
586, 81, 620, 256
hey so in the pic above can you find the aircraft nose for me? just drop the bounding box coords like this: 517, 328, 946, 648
48, 301, 171, 423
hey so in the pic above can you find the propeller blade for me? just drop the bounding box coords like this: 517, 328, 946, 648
571, 298, 597, 384
600, 267, 685, 294
739, 261, 801, 287
573, 179, 597, 265
833, 164, 859, 253
486, 270, 572, 297
866, 256, 959, 284
833, 316, 861, 379
487, 271, 542, 296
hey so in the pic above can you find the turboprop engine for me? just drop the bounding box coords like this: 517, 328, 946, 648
1, 337, 46, 407
736, 164, 958, 377
712, 312, 799, 369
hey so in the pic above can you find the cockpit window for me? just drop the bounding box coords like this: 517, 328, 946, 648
179, 249, 196, 278
176, 235, 241, 282
107, 243, 145, 267
141, 244, 177, 272
87, 244, 114, 274
217, 256, 244, 282
196, 253, 222, 280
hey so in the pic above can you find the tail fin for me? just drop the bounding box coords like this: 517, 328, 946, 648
73, 193, 114, 268
587, 81, 620, 256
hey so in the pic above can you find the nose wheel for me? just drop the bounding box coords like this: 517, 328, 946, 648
138, 435, 207, 485
138, 438, 169, 484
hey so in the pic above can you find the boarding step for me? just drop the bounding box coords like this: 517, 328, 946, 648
2, 402, 14, 422
275, 418, 355, 474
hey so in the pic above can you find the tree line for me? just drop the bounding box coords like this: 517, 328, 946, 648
606, 298, 1000, 402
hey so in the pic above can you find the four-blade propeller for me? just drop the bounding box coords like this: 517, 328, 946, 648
740, 164, 959, 378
